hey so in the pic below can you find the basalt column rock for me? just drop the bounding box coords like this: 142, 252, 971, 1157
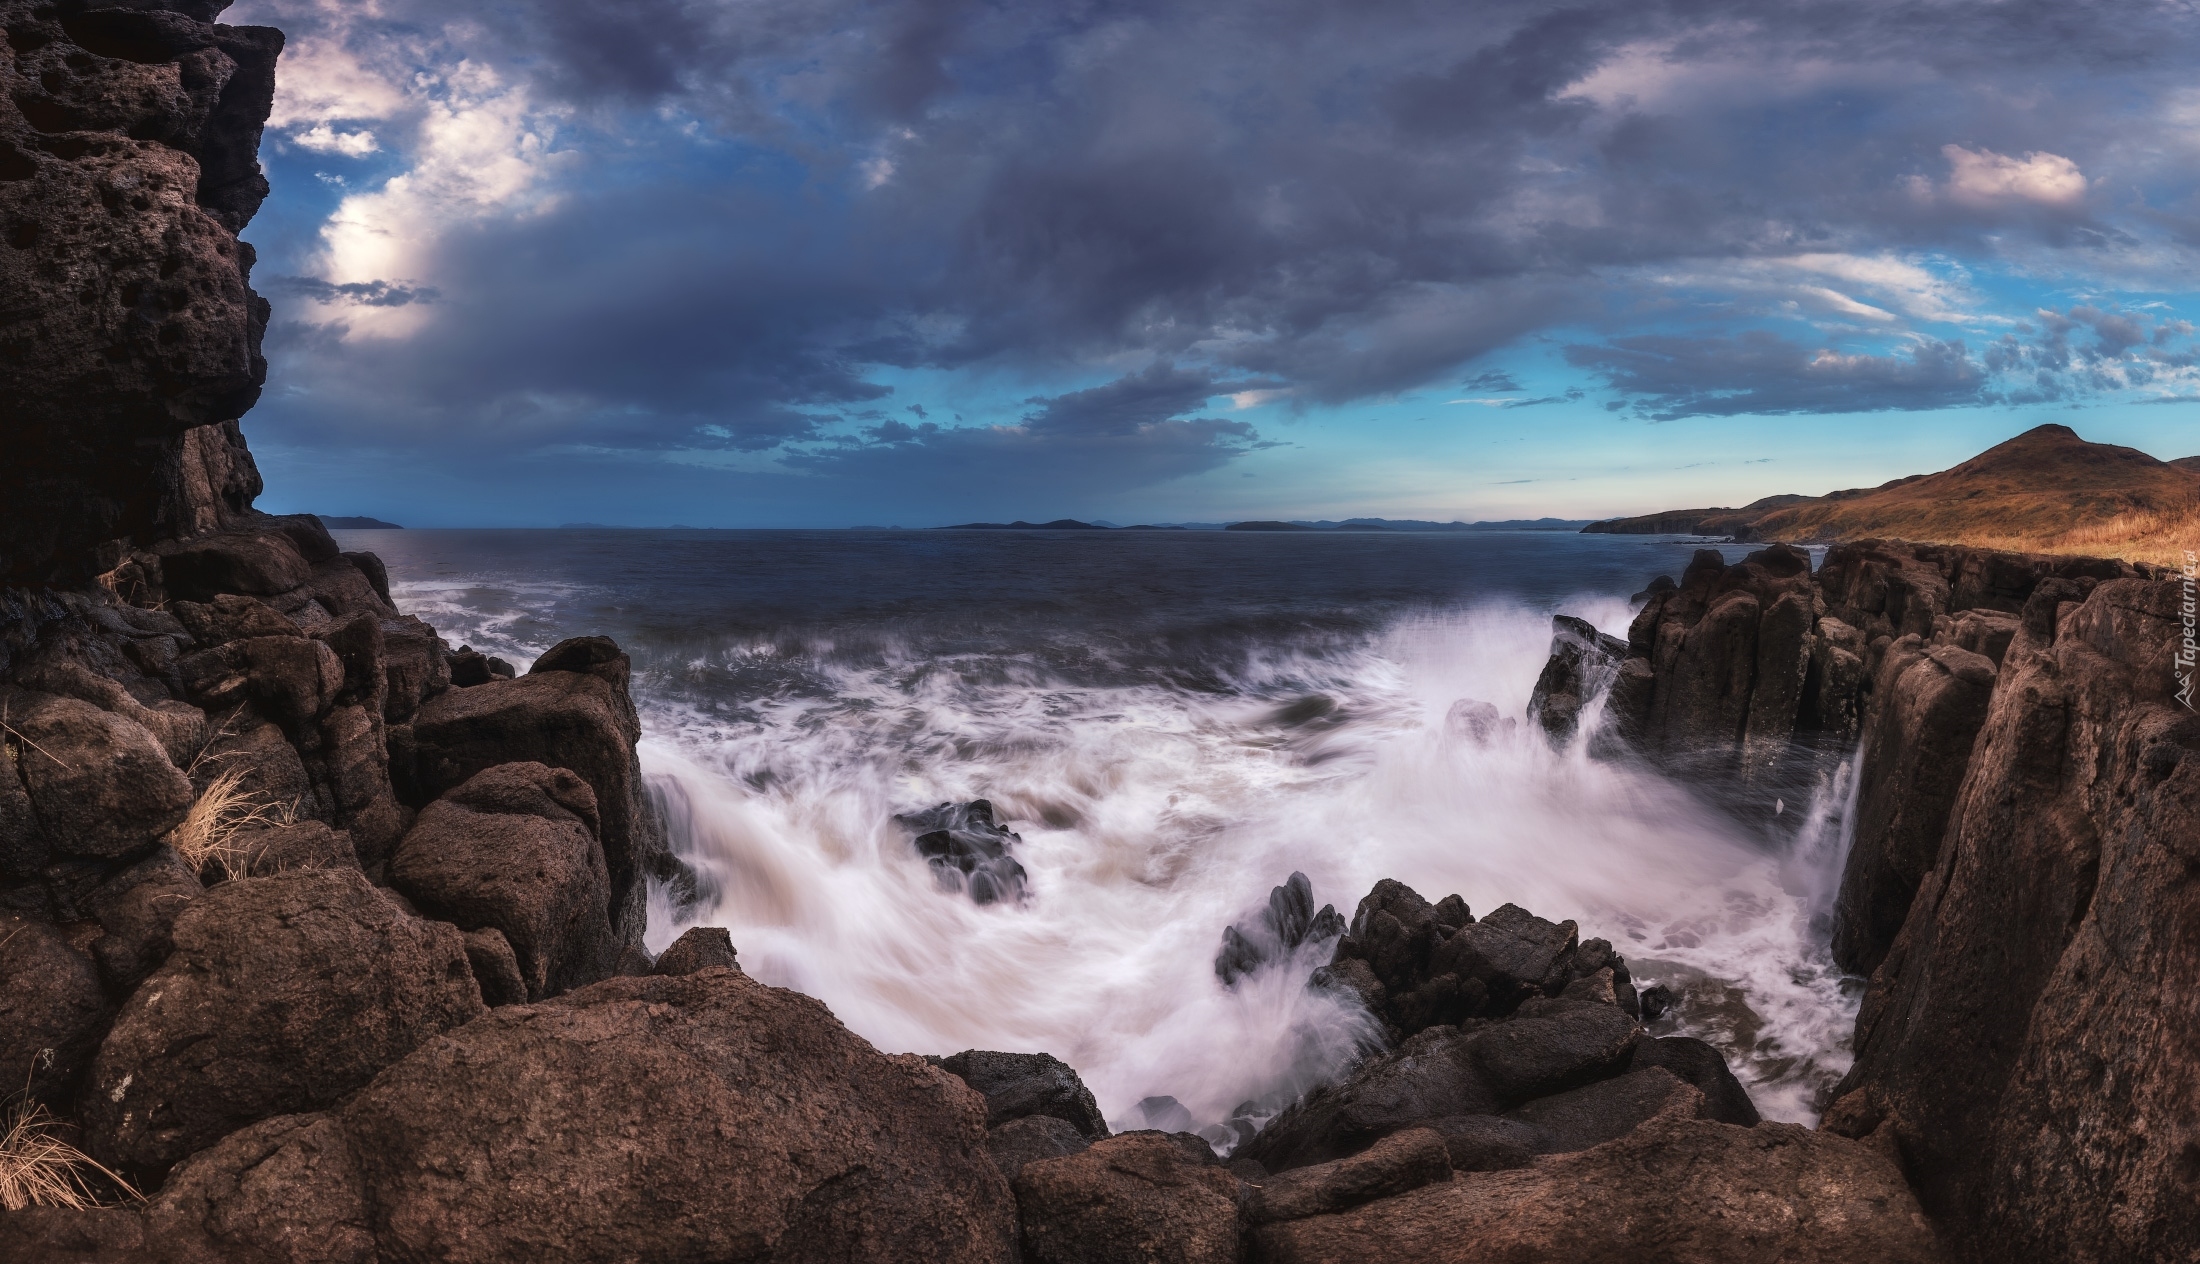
1830, 638, 1998, 975
0, 0, 284, 584
1603, 544, 1818, 774
1826, 576, 2200, 1263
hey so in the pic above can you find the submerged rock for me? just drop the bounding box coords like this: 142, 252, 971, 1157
895, 799, 1030, 904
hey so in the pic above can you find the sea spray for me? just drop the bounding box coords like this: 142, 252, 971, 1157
638, 599, 1860, 1131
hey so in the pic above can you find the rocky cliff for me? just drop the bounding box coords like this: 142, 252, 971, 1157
1531, 533, 2197, 1261
1, 0, 278, 585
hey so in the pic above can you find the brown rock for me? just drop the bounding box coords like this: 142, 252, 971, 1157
461, 927, 528, 1006
2, 691, 194, 858
408, 663, 667, 947
81, 867, 483, 1175
1014, 1131, 1243, 1264
651, 924, 739, 976
84, 845, 201, 991
1244, 1126, 1450, 1224
935, 1049, 1110, 1140
0, 912, 112, 1103
158, 532, 313, 602
1254, 1099, 1947, 1264
986, 1114, 1093, 1183
191, 706, 312, 818
1831, 577, 2200, 1261
0, 1206, 146, 1264
391, 762, 620, 1000
145, 1112, 375, 1264
1831, 639, 1997, 974
339, 969, 1017, 1264
378, 615, 449, 723
0, 0, 283, 585
228, 821, 358, 877
170, 594, 301, 648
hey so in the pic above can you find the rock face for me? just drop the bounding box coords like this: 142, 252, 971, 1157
339, 970, 1016, 1264
1830, 638, 1998, 974
0, 0, 282, 585
1254, 1095, 1947, 1263
391, 762, 621, 1000
80, 867, 484, 1176
1607, 544, 1819, 774
0, 912, 111, 1104
1827, 575, 2200, 1262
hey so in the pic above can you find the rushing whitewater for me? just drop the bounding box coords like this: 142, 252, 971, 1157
361, 528, 1861, 1138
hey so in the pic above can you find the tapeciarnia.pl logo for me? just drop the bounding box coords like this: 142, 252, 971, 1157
2179, 549, 2198, 711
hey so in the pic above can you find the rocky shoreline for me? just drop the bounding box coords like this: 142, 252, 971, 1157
4, 3, 2195, 1260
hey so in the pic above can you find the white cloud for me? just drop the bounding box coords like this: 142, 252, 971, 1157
291, 123, 380, 155
267, 37, 407, 130
307, 61, 571, 339
1928, 144, 2088, 209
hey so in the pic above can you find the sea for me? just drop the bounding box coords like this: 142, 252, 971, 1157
332, 526, 1864, 1136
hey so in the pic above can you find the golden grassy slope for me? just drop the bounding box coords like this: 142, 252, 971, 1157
1695, 425, 2198, 567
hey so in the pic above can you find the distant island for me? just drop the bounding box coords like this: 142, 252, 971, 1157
320, 515, 403, 529
936, 517, 1591, 532
1582, 424, 2198, 566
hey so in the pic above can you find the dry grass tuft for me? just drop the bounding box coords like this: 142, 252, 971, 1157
0, 1074, 139, 1211
167, 765, 295, 880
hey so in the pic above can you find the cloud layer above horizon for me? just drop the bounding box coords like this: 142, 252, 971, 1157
228, 0, 2200, 525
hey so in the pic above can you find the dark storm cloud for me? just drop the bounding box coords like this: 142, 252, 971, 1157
234, 0, 2200, 491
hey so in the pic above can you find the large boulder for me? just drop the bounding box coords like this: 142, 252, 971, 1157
405, 644, 667, 947
1254, 1097, 1948, 1263
1014, 1131, 1243, 1264
1828, 576, 2200, 1262
338, 969, 1017, 1264
1, 691, 194, 858
81, 867, 484, 1175
1831, 639, 1998, 974
391, 762, 621, 1001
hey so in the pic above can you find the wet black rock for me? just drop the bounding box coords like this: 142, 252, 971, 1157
934, 1049, 1110, 1141
1215, 871, 1346, 985
1527, 614, 1628, 742
1628, 1035, 1761, 1127
895, 799, 1029, 904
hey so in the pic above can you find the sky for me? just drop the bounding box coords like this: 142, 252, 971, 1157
224, 0, 2200, 528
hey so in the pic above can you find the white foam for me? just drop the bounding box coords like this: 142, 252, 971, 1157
641, 599, 1860, 1130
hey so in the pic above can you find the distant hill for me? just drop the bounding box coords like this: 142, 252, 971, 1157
1584, 424, 2200, 566
936, 519, 1106, 530
321, 515, 403, 529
